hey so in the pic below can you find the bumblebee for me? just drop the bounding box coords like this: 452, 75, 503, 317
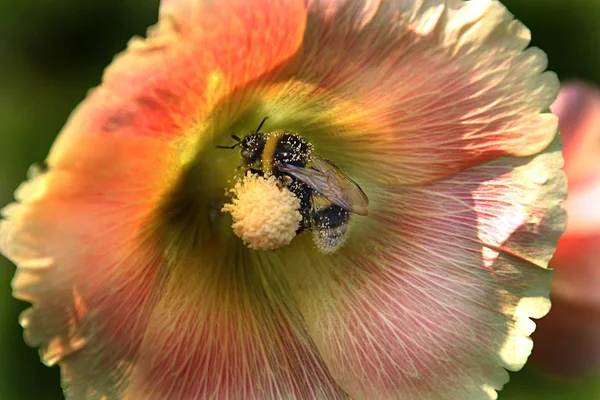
218, 118, 369, 253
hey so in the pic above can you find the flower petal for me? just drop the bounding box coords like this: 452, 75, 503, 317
49, 0, 307, 157
2, 131, 346, 399
280, 136, 564, 399
2, 1, 566, 399
123, 250, 346, 399
273, 0, 558, 185
1, 133, 181, 397
551, 81, 600, 189
561, 171, 600, 236
529, 82, 600, 379
1, 1, 311, 396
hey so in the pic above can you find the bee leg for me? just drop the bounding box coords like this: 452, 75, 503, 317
275, 176, 293, 191
280, 175, 293, 187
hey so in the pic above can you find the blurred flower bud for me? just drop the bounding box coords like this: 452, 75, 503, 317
532, 81, 600, 379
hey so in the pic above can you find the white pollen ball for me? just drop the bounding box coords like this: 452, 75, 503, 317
221, 173, 302, 251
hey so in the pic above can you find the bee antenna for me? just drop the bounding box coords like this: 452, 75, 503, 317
216, 134, 242, 149
216, 143, 239, 150
255, 117, 269, 133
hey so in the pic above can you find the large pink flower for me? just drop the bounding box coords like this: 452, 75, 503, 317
532, 81, 600, 379
1, 0, 565, 399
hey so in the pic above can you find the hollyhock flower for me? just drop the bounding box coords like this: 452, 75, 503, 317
531, 81, 600, 379
0, 0, 565, 399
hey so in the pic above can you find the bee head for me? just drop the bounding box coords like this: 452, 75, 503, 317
216, 117, 269, 166
240, 133, 267, 165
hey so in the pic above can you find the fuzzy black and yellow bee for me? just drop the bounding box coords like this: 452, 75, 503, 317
218, 118, 369, 253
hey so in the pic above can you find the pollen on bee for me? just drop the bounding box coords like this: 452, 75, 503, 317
221, 173, 302, 250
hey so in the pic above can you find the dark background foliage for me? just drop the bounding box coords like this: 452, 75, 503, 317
0, 1, 598, 398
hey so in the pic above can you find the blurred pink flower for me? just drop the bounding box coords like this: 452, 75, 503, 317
0, 0, 565, 399
532, 81, 600, 379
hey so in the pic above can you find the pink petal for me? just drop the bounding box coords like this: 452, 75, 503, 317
562, 171, 600, 235
548, 81, 600, 306
529, 82, 600, 378
122, 254, 346, 399
280, 139, 564, 399
549, 174, 600, 307
278, 0, 559, 185
551, 82, 600, 189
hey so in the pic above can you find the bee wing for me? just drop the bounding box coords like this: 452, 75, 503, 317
277, 158, 369, 216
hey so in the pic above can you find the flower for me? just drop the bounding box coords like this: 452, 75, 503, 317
0, 0, 565, 399
531, 81, 600, 379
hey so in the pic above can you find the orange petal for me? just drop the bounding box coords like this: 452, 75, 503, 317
1, 133, 181, 396
48, 0, 306, 157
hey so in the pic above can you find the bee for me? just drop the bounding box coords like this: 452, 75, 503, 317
218, 118, 369, 253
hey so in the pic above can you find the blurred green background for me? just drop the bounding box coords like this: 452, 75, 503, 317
0, 1, 599, 399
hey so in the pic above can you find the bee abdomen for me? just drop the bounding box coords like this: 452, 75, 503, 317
311, 205, 350, 254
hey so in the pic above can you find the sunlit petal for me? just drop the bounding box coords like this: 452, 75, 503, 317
280, 137, 564, 399
264, 0, 558, 185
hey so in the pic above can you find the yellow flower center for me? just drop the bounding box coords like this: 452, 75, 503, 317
221, 173, 302, 250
